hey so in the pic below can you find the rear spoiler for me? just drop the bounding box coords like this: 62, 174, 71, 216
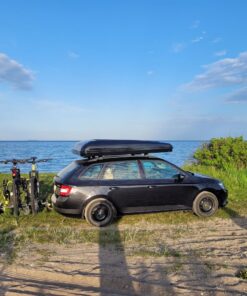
72, 139, 173, 158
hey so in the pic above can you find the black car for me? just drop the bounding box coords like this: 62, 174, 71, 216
52, 140, 228, 227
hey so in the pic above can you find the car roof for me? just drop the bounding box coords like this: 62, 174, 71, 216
76, 154, 166, 165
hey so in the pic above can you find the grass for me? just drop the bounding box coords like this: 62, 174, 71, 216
236, 268, 247, 280
0, 221, 18, 263
131, 245, 182, 258
0, 165, 246, 262
183, 164, 247, 217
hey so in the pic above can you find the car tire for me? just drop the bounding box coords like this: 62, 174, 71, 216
193, 191, 219, 217
84, 198, 116, 227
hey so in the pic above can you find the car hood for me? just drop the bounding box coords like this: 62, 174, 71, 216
192, 173, 219, 184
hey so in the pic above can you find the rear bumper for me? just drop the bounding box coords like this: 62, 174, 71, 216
51, 194, 82, 215
53, 205, 81, 215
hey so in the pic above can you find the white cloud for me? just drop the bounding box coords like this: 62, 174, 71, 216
68, 51, 80, 59
0, 53, 34, 90
191, 36, 204, 43
172, 43, 186, 53
225, 87, 247, 103
214, 50, 227, 57
172, 33, 205, 55
183, 51, 247, 91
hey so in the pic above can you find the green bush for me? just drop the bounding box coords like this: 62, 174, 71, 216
193, 137, 247, 169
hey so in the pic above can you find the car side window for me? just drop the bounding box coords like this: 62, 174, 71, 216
102, 161, 141, 180
79, 164, 103, 180
142, 160, 180, 179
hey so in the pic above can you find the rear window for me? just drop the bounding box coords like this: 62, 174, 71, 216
57, 161, 79, 179
79, 164, 103, 180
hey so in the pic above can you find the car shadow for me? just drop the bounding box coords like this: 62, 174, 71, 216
223, 207, 247, 230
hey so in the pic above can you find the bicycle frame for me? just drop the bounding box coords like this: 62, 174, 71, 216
1, 157, 51, 215
0, 159, 28, 216
30, 162, 39, 177
9, 161, 22, 206
2, 179, 11, 201
26, 157, 51, 213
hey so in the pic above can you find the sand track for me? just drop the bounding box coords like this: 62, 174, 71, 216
1, 218, 247, 295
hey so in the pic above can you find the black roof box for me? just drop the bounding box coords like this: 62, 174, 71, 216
72, 139, 173, 158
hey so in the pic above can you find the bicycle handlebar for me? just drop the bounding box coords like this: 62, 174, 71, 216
25, 157, 52, 163
0, 159, 26, 164
0, 158, 52, 164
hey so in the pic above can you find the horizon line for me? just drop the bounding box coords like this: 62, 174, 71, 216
0, 139, 208, 142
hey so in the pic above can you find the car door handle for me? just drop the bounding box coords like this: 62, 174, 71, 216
109, 186, 119, 190
147, 185, 156, 189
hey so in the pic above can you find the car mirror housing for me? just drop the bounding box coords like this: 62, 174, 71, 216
175, 173, 185, 182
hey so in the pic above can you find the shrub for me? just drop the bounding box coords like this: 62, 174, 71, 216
193, 137, 247, 170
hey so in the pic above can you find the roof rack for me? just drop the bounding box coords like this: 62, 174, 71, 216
72, 139, 173, 158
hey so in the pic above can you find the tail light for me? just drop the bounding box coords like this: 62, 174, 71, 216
59, 185, 72, 197
12, 168, 18, 177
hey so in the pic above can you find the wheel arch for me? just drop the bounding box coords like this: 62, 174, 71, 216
196, 188, 223, 207
81, 195, 116, 217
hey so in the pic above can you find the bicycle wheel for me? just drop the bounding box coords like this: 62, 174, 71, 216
30, 177, 38, 214
12, 181, 20, 217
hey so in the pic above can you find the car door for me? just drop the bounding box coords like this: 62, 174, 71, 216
99, 160, 151, 213
140, 159, 197, 210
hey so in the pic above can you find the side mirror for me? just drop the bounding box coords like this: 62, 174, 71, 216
174, 173, 185, 182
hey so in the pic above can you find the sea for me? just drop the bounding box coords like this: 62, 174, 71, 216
0, 141, 205, 173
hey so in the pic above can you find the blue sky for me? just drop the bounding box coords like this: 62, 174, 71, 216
0, 0, 247, 140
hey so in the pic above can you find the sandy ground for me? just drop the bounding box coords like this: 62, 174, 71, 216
0, 218, 247, 296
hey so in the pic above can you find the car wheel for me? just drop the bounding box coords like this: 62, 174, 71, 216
192, 191, 219, 217
84, 198, 116, 227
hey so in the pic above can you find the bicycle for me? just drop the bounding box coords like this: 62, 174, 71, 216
0, 159, 29, 216
25, 157, 51, 214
